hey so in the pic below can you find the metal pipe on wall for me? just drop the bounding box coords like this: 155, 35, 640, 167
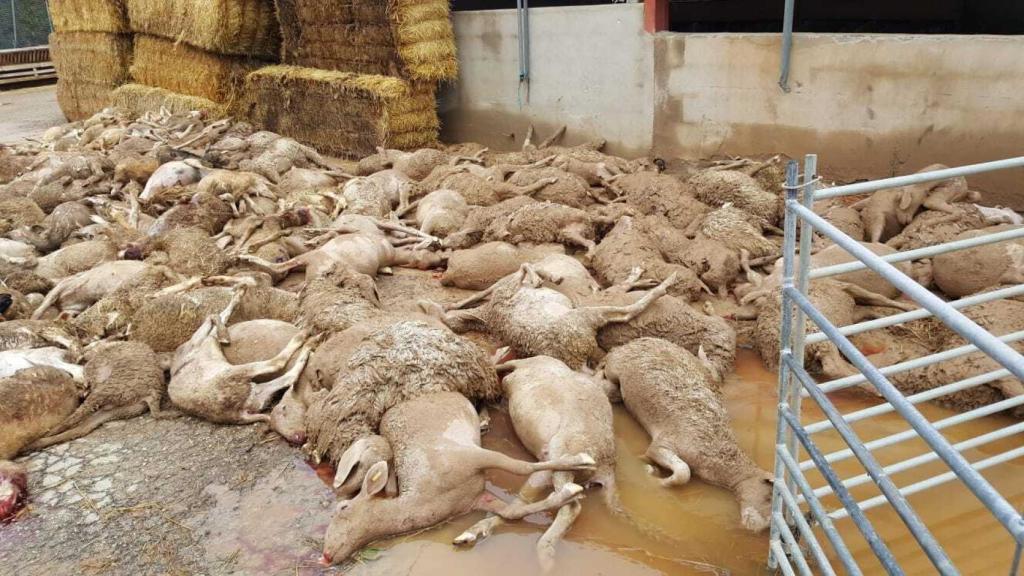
779, 0, 795, 91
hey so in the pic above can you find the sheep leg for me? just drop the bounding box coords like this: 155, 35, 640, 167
375, 219, 438, 242
476, 482, 583, 520
840, 283, 917, 312
26, 403, 148, 451
538, 125, 567, 149
645, 445, 691, 487
417, 301, 487, 333
145, 396, 181, 419
240, 230, 288, 254
587, 273, 678, 327
512, 177, 558, 198
232, 332, 310, 380
237, 253, 305, 276
537, 472, 584, 573
468, 448, 595, 476
389, 248, 447, 270
30, 277, 74, 320
522, 125, 535, 150
444, 286, 498, 311
455, 470, 551, 546
244, 343, 314, 412
149, 276, 202, 299
561, 227, 597, 257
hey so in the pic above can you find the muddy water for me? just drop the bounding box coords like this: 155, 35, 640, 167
331, 350, 1024, 576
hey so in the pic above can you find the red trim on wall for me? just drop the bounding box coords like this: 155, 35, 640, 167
644, 0, 669, 33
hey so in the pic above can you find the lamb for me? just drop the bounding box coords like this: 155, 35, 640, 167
113, 155, 160, 186
0, 320, 80, 354
440, 242, 565, 290
421, 167, 558, 207
591, 216, 707, 300
19, 238, 119, 282
413, 189, 469, 237
551, 154, 619, 186
8, 201, 94, 253
0, 197, 46, 236
361, 147, 449, 181
141, 227, 232, 277
483, 201, 598, 255
887, 204, 999, 251
852, 164, 969, 242
70, 264, 183, 340
602, 338, 774, 532
194, 169, 276, 209
688, 169, 781, 227
168, 282, 317, 424
26, 341, 174, 450
303, 320, 500, 472
297, 266, 382, 334
320, 392, 595, 566
341, 178, 392, 220
419, 264, 678, 369
239, 136, 330, 183
506, 167, 592, 208
454, 356, 616, 572
146, 191, 233, 237
363, 169, 417, 212
931, 225, 1024, 297
32, 260, 178, 319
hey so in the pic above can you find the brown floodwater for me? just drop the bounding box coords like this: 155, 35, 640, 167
326, 349, 1023, 576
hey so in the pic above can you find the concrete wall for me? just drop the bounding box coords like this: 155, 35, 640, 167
440, 4, 654, 157
443, 6, 1024, 205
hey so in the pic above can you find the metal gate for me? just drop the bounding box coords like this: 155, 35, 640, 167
768, 156, 1024, 575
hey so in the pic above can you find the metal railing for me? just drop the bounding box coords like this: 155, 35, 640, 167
767, 155, 1024, 575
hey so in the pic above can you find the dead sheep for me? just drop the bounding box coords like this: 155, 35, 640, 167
591, 216, 707, 300
689, 170, 782, 227
140, 159, 204, 202
361, 147, 449, 181
608, 172, 710, 230
8, 201, 94, 253
698, 203, 778, 259
852, 164, 974, 242
26, 341, 174, 451
194, 169, 276, 206
886, 204, 992, 251
443, 196, 537, 249
419, 263, 677, 369
26, 238, 119, 282
584, 288, 736, 379
421, 167, 557, 207
71, 264, 179, 340
297, 266, 382, 334
551, 154, 620, 186
320, 392, 594, 566
932, 225, 1024, 297
0, 289, 39, 320
0, 197, 46, 236
364, 169, 418, 212
142, 227, 233, 277
0, 366, 82, 459
240, 137, 330, 183
131, 283, 299, 353
32, 260, 179, 319
169, 284, 317, 425
0, 260, 53, 295
507, 166, 592, 208
0, 319, 80, 353
454, 355, 616, 571
414, 189, 469, 237
146, 192, 233, 238
441, 241, 565, 290
303, 320, 501, 469
342, 178, 392, 220
269, 312, 446, 445
0, 347, 84, 379
0, 238, 37, 260
483, 201, 597, 255
114, 155, 160, 185
602, 338, 773, 532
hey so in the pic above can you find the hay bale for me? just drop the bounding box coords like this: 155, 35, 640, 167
49, 0, 129, 33
390, 0, 457, 81
124, 0, 280, 59
50, 32, 132, 120
130, 35, 265, 105
112, 84, 228, 119
276, 0, 400, 75
239, 65, 439, 157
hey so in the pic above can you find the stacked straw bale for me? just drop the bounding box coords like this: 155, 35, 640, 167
130, 35, 264, 107
49, 30, 133, 121
111, 84, 228, 119
390, 0, 458, 82
124, 0, 280, 60
48, 0, 129, 34
239, 66, 438, 157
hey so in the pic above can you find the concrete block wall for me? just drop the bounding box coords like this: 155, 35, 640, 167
441, 5, 1024, 206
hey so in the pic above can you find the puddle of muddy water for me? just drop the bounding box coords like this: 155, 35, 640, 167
203, 349, 1023, 576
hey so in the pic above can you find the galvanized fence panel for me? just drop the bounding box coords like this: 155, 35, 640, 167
768, 155, 1024, 575
0, 0, 51, 50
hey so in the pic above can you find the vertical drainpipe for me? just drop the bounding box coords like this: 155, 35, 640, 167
516, 0, 530, 108
779, 0, 796, 92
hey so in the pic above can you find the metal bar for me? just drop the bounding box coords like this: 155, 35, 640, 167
805, 284, 1024, 345
771, 540, 798, 576
814, 157, 1024, 200
778, 448, 862, 573
775, 467, 840, 576
814, 330, 1024, 395
784, 356, 955, 574
790, 155, 816, 444
833, 445, 1024, 521
811, 227, 1024, 279
807, 368, 1012, 433
10, 0, 17, 48
779, 0, 795, 92
780, 405, 906, 574
791, 203, 1024, 386
806, 422, 1024, 501
1012, 537, 1022, 576
786, 288, 1024, 544
775, 512, 815, 575
770, 160, 803, 567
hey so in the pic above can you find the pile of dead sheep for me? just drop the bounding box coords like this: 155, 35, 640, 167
0, 109, 1021, 569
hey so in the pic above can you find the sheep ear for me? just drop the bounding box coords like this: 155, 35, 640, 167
333, 438, 369, 490
363, 461, 389, 497
898, 189, 914, 211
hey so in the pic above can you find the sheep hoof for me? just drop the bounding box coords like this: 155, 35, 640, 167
453, 531, 478, 546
